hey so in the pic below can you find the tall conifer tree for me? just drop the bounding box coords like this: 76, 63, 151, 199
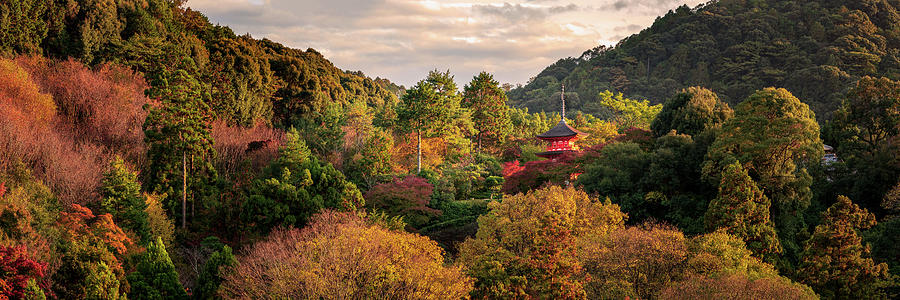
143, 58, 216, 228
798, 196, 890, 299
705, 162, 781, 262
127, 237, 188, 299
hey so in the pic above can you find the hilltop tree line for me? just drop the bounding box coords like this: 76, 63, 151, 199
509, 0, 900, 121
0, 0, 899, 299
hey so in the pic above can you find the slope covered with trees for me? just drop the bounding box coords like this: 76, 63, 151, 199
1, 0, 899, 299
509, 0, 900, 120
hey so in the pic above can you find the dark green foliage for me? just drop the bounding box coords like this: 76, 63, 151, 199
143, 59, 217, 227
704, 88, 823, 266
798, 196, 891, 299
127, 237, 188, 300
509, 0, 900, 120
828, 76, 900, 217
578, 132, 715, 232
643, 132, 717, 233
705, 162, 782, 263
97, 157, 151, 243
195, 243, 236, 300
242, 129, 364, 233
579, 142, 655, 222
864, 217, 900, 278
650, 87, 733, 137
204, 36, 276, 126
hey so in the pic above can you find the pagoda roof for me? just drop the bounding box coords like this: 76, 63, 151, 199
537, 119, 587, 139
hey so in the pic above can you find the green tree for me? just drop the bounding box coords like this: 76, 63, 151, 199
242, 129, 364, 234
705, 162, 781, 262
798, 196, 891, 299
462, 72, 512, 152
650, 86, 733, 137
398, 70, 461, 173
127, 237, 188, 300
97, 157, 151, 243
195, 244, 236, 299
704, 88, 823, 266
0, 0, 50, 54
597, 90, 661, 130
143, 59, 217, 229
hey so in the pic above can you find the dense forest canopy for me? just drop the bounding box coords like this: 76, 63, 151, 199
508, 0, 900, 120
0, 0, 898, 299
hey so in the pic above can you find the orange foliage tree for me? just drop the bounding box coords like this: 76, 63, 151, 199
457, 185, 626, 299
221, 211, 473, 299
52, 204, 133, 299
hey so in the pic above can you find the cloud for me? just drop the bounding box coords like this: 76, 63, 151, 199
186, 0, 705, 86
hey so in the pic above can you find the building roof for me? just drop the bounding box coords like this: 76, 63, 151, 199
537, 119, 587, 139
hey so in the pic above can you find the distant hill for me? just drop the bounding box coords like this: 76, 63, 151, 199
0, 0, 398, 127
508, 0, 900, 120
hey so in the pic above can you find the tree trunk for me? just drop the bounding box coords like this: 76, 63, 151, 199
417, 130, 422, 174
477, 132, 482, 153
190, 154, 194, 220
182, 151, 187, 229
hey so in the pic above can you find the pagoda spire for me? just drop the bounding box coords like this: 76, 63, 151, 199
560, 84, 566, 122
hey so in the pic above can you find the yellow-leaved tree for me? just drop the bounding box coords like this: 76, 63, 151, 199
457, 185, 627, 299
220, 210, 473, 299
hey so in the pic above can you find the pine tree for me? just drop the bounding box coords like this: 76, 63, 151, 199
196, 245, 237, 299
97, 157, 151, 243
798, 196, 890, 299
704, 162, 781, 262
462, 72, 512, 152
397, 70, 461, 173
143, 58, 217, 228
127, 237, 188, 300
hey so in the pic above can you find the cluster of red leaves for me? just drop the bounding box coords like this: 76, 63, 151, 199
0, 245, 48, 299
0, 182, 5, 198
502, 160, 526, 177
502, 153, 578, 195
210, 120, 283, 184
365, 176, 439, 216
0, 57, 149, 205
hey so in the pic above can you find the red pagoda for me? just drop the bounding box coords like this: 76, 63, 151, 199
536, 85, 588, 160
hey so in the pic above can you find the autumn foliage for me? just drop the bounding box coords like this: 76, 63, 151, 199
364, 176, 439, 228
458, 185, 626, 298
210, 120, 283, 184
0, 245, 49, 299
221, 211, 473, 299
0, 57, 149, 205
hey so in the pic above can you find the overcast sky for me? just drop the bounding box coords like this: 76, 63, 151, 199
187, 0, 706, 87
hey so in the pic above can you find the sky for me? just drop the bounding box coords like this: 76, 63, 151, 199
186, 0, 707, 87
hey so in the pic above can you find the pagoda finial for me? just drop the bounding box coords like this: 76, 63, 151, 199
561, 84, 566, 122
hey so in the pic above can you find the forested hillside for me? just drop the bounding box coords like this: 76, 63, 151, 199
1, 0, 898, 299
0, 0, 400, 128
509, 0, 900, 119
